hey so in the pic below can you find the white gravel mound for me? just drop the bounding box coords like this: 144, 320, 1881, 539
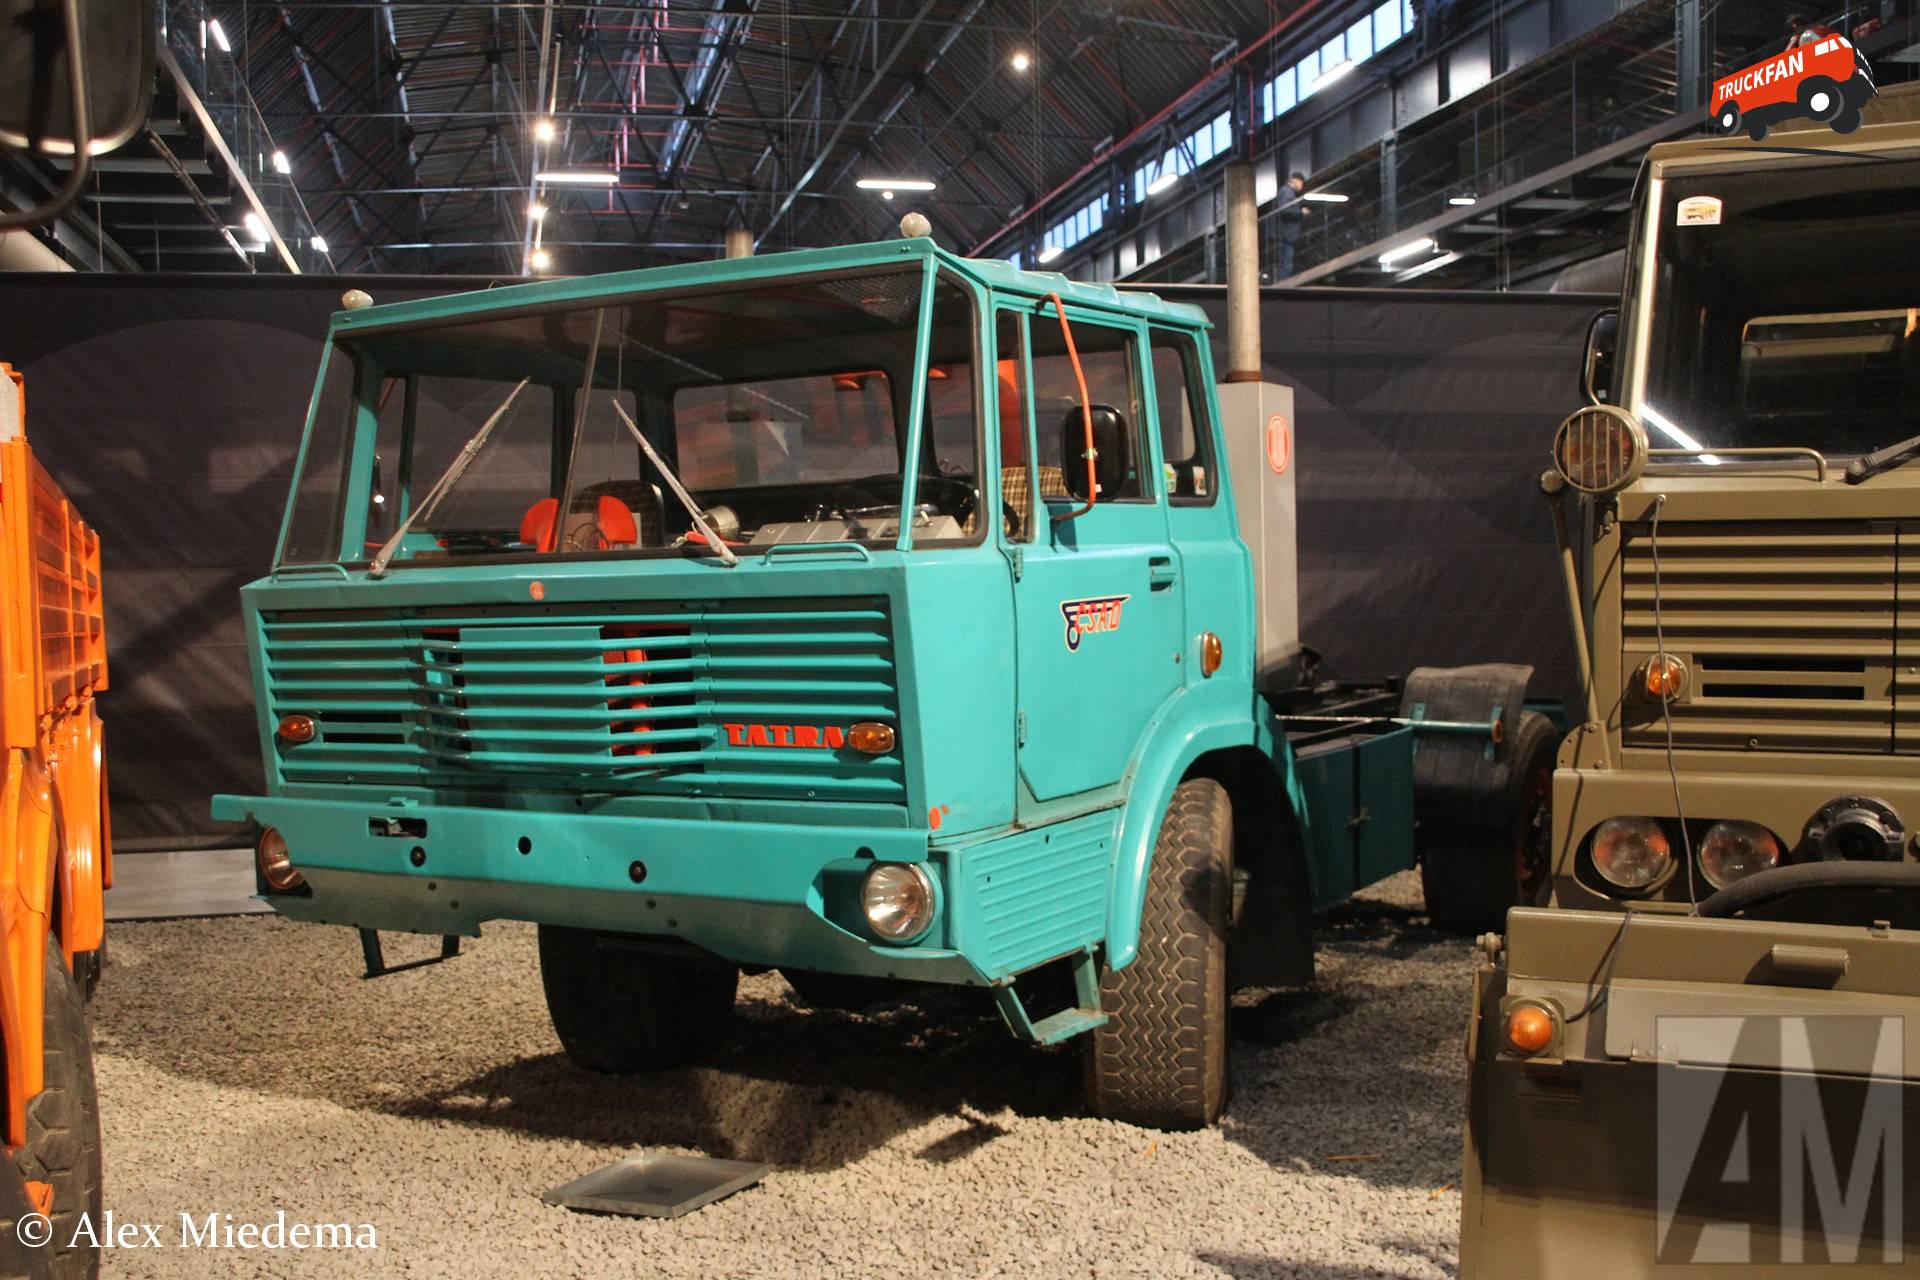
89, 871, 1473, 1278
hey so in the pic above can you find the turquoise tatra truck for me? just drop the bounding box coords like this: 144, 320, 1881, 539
216, 231, 1553, 1128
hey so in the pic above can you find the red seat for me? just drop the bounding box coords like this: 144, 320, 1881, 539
519, 494, 640, 553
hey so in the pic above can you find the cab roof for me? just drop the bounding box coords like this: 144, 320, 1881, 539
326, 236, 1209, 338
1648, 79, 1920, 171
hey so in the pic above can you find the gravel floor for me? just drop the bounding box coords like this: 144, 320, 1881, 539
88, 871, 1476, 1279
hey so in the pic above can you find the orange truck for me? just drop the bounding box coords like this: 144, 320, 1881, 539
0, 364, 108, 1277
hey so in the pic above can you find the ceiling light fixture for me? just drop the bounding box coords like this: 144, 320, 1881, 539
531, 248, 552, 270
1449, 194, 1478, 206
534, 170, 618, 185
1312, 59, 1355, 90
1302, 190, 1349, 203
208, 18, 231, 52
271, 150, 290, 174
1146, 170, 1180, 196
1011, 50, 1032, 71
1037, 244, 1063, 263
528, 201, 547, 221
856, 178, 936, 192
533, 117, 557, 143
309, 235, 329, 254
1378, 237, 1436, 267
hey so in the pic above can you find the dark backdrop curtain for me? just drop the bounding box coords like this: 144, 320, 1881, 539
0, 274, 1608, 845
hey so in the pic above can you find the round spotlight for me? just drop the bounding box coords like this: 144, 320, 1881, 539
531, 248, 552, 270
1011, 50, 1032, 72
1553, 404, 1648, 494
1591, 816, 1673, 891
533, 117, 557, 142
256, 826, 305, 893
1699, 820, 1782, 890
861, 863, 935, 944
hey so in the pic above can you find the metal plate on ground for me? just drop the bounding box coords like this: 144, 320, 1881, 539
541, 1154, 770, 1219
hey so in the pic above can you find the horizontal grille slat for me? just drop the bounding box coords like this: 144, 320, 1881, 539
1621, 521, 1904, 755
261, 597, 905, 804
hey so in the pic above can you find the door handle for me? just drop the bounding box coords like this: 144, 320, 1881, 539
1148, 554, 1178, 589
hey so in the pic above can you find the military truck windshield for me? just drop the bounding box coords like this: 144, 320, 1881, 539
279, 269, 981, 566
1640, 155, 1920, 459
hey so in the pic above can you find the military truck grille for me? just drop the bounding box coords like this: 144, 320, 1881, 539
1620, 522, 1902, 754
260, 598, 904, 803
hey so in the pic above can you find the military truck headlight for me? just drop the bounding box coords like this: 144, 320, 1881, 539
256, 826, 305, 893
1591, 816, 1672, 891
1699, 820, 1782, 890
862, 863, 935, 943
1553, 404, 1648, 494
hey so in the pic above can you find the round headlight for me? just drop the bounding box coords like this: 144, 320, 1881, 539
1553, 404, 1648, 494
1591, 816, 1672, 891
861, 862, 935, 943
256, 826, 305, 893
1699, 820, 1782, 890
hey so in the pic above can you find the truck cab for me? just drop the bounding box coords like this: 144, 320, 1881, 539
220, 233, 1542, 1129
1461, 83, 1920, 1274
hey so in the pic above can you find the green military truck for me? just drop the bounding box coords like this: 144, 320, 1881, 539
1461, 84, 1920, 1272
216, 214, 1554, 1130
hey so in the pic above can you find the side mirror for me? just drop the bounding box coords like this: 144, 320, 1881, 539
0, 0, 155, 228
1060, 404, 1130, 503
1582, 310, 1619, 406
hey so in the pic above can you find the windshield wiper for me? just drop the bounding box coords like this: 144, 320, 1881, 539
368, 377, 531, 577
609, 399, 739, 567
1845, 430, 1920, 484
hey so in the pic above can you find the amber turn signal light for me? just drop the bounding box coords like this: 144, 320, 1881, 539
277, 714, 317, 745
1644, 654, 1687, 701
1506, 1003, 1556, 1055
848, 722, 896, 755
1200, 632, 1223, 677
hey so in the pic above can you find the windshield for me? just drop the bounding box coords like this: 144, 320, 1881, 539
1639, 155, 1920, 458
279, 268, 982, 566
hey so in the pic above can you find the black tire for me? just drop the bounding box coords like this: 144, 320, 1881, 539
1798, 76, 1844, 122
779, 969, 903, 1011
1715, 101, 1741, 135
1084, 777, 1232, 1130
11, 939, 103, 1280
1419, 711, 1558, 935
1746, 117, 1769, 141
1830, 103, 1863, 134
537, 926, 737, 1072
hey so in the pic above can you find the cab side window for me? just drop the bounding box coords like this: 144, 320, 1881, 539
1150, 332, 1216, 505
1029, 316, 1147, 501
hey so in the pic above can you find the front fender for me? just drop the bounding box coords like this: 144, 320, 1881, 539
1104, 685, 1257, 970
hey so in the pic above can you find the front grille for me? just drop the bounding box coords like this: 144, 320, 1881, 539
1619, 521, 1900, 754
261, 598, 905, 804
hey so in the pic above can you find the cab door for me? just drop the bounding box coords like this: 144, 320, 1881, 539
996, 301, 1184, 803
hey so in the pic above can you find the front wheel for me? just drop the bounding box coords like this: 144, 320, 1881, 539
12, 939, 103, 1280
1715, 101, 1741, 134
537, 926, 737, 1072
1084, 778, 1232, 1130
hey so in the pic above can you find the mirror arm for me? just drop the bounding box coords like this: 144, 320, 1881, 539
1044, 291, 1098, 523
0, 0, 92, 231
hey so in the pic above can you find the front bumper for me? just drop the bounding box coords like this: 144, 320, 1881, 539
1462, 908, 1920, 1276
212, 793, 1117, 986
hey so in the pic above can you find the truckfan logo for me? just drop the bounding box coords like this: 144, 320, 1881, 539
722, 723, 849, 749
1713, 29, 1876, 140
1060, 595, 1129, 651
1655, 1014, 1905, 1264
